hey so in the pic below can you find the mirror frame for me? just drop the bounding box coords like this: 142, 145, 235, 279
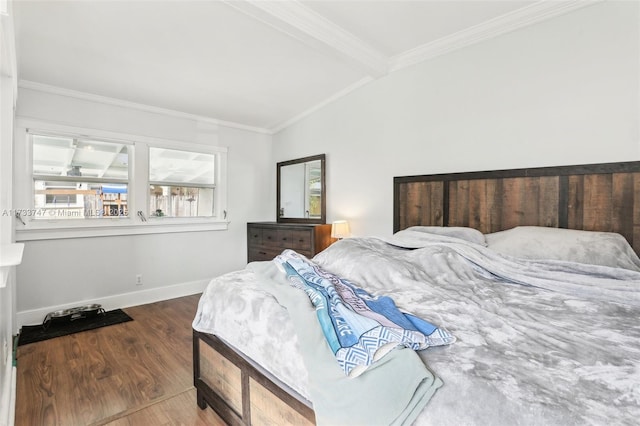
277, 154, 326, 224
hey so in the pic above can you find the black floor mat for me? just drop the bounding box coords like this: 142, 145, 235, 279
18, 309, 133, 346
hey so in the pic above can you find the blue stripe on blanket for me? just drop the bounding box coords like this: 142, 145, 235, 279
275, 249, 455, 376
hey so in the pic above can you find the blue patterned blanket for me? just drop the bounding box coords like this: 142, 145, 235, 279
274, 249, 455, 376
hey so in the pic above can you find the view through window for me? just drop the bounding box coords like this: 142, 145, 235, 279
32, 134, 129, 219
148, 147, 215, 217
28, 132, 220, 224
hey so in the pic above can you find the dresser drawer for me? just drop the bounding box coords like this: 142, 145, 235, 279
261, 228, 279, 246
247, 222, 333, 263
278, 229, 312, 248
276, 229, 292, 246
248, 247, 283, 262
290, 230, 312, 250
248, 227, 262, 245
248, 246, 311, 261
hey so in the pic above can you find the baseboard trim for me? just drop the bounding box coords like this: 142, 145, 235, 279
16, 279, 210, 328
0, 357, 14, 426
8, 365, 15, 426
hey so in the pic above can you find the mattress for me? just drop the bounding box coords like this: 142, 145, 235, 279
193, 227, 640, 425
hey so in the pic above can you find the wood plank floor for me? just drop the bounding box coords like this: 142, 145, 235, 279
15, 294, 226, 426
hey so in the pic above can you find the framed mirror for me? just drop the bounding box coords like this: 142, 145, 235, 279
277, 154, 326, 224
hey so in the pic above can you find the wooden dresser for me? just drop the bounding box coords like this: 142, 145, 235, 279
247, 222, 334, 262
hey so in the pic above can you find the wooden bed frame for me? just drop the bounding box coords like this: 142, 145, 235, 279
193, 160, 640, 425
394, 161, 640, 255
192, 331, 315, 426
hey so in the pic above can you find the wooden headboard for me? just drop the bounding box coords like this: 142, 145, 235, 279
394, 161, 640, 256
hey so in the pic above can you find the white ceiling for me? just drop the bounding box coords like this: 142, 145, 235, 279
12, 0, 592, 133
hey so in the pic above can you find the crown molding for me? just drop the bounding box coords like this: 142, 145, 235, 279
389, 0, 601, 72
269, 76, 374, 134
18, 80, 273, 135
224, 0, 388, 77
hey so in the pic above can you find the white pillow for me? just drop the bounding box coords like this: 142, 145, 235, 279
406, 226, 487, 246
485, 226, 640, 271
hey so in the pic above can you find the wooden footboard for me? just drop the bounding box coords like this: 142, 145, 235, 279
193, 329, 316, 426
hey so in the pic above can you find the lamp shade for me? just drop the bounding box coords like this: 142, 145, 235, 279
331, 220, 350, 239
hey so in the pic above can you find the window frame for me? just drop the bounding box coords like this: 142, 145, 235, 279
14, 119, 229, 241
31, 132, 133, 221
147, 145, 217, 219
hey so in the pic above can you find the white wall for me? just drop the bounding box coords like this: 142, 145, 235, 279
273, 1, 640, 238
14, 88, 274, 325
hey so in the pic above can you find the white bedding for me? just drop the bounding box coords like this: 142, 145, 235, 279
193, 229, 640, 425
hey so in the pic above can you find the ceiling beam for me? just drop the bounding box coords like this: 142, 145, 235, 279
223, 0, 389, 78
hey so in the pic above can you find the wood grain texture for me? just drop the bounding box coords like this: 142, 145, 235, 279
395, 181, 444, 231
194, 331, 316, 426
249, 378, 313, 426
102, 389, 217, 426
199, 338, 243, 413
247, 222, 334, 262
394, 162, 640, 256
15, 294, 224, 426
567, 172, 640, 251
448, 177, 559, 233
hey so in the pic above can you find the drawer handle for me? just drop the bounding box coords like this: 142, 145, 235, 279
282, 237, 288, 241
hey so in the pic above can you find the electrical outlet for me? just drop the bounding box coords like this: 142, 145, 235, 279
135, 274, 143, 285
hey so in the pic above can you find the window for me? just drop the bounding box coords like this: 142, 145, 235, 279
15, 124, 228, 240
32, 134, 130, 220
149, 147, 215, 217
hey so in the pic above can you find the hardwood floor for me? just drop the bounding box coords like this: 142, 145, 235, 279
15, 294, 226, 426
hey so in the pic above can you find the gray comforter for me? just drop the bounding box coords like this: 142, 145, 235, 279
193, 230, 640, 426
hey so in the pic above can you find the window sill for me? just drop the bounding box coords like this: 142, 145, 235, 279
15, 219, 229, 241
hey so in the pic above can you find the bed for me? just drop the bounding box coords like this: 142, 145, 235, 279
192, 161, 640, 426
